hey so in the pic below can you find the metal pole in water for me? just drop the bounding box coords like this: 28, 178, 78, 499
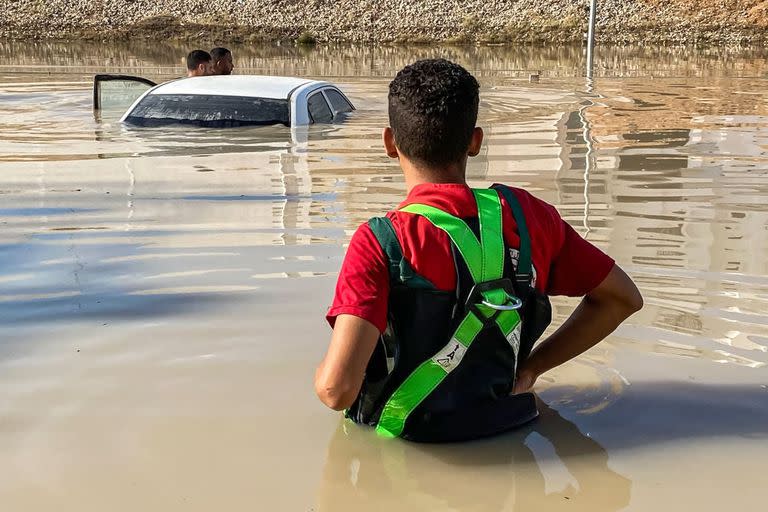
586, 0, 597, 79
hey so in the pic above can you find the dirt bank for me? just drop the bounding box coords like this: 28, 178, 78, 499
1, 0, 767, 45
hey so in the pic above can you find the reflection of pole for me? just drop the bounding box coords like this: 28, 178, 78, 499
127, 160, 135, 220
583, 1, 598, 232
586, 0, 597, 79
578, 106, 592, 235
579, 80, 596, 236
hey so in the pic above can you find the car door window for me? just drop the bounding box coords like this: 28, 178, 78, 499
94, 74, 156, 111
323, 89, 353, 115
307, 92, 333, 124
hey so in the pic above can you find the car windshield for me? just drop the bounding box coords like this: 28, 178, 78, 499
124, 94, 291, 127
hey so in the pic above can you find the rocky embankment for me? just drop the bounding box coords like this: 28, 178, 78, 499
2, 0, 767, 45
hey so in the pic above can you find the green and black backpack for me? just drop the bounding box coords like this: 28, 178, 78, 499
346, 184, 552, 442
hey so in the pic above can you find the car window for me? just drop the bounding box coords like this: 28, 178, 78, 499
307, 92, 333, 124
94, 75, 156, 111
124, 94, 290, 127
323, 89, 353, 114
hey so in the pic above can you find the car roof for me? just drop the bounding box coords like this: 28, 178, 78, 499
148, 75, 325, 99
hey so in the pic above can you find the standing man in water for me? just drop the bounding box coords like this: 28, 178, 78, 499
210, 47, 234, 75
186, 50, 212, 77
315, 59, 643, 442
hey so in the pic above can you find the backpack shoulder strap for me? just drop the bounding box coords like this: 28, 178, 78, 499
367, 216, 434, 289
491, 184, 532, 288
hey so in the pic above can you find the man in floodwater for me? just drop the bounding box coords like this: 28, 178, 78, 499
186, 50, 212, 77
210, 47, 234, 75
315, 59, 643, 442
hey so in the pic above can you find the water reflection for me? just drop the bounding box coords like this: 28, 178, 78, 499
1, 43, 767, 510
3, 41, 768, 79
317, 400, 631, 512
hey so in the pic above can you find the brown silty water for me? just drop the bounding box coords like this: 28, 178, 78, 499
0, 42, 766, 511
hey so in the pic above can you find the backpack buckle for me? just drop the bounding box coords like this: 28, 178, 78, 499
481, 294, 523, 311
465, 278, 521, 326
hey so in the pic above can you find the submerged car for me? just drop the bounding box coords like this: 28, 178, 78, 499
93, 74, 355, 128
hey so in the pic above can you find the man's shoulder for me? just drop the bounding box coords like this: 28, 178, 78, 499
351, 211, 399, 237
493, 184, 558, 215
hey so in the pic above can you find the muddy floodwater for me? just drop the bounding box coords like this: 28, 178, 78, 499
0, 42, 767, 511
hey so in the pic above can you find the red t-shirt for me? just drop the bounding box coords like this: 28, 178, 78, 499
327, 183, 614, 333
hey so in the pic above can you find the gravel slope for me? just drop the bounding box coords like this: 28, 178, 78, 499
1, 0, 766, 44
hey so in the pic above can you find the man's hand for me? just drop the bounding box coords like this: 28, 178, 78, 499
512, 366, 538, 394
515, 264, 642, 392
315, 314, 380, 410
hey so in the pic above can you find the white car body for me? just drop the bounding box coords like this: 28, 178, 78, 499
116, 75, 354, 127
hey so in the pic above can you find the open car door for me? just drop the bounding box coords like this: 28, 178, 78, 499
93, 74, 157, 111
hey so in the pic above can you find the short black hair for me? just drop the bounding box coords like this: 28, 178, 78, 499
388, 59, 480, 166
186, 50, 212, 71
210, 47, 231, 61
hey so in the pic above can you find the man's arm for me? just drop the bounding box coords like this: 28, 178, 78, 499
513, 264, 643, 393
317, 221, 389, 411
315, 314, 380, 410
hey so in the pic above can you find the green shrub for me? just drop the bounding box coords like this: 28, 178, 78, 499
296, 31, 317, 45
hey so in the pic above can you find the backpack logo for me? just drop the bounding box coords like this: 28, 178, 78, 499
436, 344, 460, 367
508, 248, 537, 287
432, 341, 467, 373
506, 324, 522, 356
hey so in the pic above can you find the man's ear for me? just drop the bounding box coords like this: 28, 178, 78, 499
383, 127, 399, 159
467, 126, 484, 157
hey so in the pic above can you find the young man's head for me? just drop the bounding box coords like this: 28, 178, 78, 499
210, 47, 234, 75
384, 59, 482, 182
186, 50, 212, 77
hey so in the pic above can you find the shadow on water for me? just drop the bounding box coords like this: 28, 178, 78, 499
317, 384, 767, 511
540, 382, 768, 449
